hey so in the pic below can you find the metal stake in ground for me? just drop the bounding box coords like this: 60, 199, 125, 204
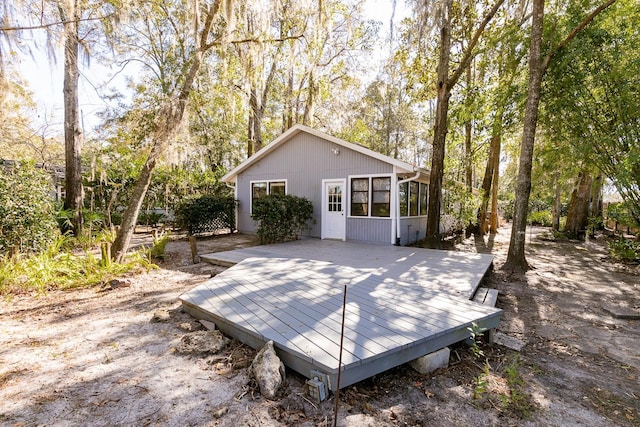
333, 284, 348, 427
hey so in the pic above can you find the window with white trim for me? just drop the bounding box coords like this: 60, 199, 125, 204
419, 182, 428, 216
409, 182, 419, 216
351, 178, 369, 216
372, 177, 391, 217
399, 182, 408, 216
350, 176, 391, 217
250, 180, 287, 211
399, 181, 428, 217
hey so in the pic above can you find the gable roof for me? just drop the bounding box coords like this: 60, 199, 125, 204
222, 124, 429, 183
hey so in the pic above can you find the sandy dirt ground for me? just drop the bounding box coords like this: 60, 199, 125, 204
1, 227, 639, 426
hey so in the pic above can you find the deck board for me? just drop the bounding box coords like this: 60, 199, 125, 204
181, 239, 501, 390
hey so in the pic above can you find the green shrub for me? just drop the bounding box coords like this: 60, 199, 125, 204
175, 195, 235, 235
0, 163, 59, 255
137, 211, 165, 227
150, 231, 170, 260
252, 194, 313, 244
110, 211, 123, 226
528, 210, 552, 227
609, 237, 640, 263
499, 199, 515, 222
606, 202, 639, 229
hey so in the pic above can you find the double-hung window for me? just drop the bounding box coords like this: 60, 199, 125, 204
350, 176, 391, 217
351, 178, 369, 216
250, 180, 287, 211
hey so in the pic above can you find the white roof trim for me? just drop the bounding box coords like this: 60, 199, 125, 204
222, 124, 429, 183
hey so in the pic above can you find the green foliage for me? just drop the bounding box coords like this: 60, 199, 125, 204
527, 210, 552, 227
472, 353, 535, 419
137, 211, 165, 227
85, 138, 232, 231
251, 195, 314, 244
175, 195, 236, 235
442, 183, 480, 231
544, 1, 640, 228
0, 162, 59, 255
150, 231, 170, 260
468, 321, 536, 418
473, 362, 491, 400
499, 198, 515, 222
608, 238, 640, 263
467, 322, 486, 359
501, 356, 535, 419
586, 215, 602, 236
606, 202, 639, 229
0, 235, 155, 295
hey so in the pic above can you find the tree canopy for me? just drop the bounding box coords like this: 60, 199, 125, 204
1, 0, 637, 267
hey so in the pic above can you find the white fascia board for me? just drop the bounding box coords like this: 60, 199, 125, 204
221, 124, 430, 182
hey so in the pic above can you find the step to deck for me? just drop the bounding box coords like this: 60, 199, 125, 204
472, 287, 499, 307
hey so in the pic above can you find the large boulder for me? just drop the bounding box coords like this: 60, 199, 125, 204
252, 341, 285, 400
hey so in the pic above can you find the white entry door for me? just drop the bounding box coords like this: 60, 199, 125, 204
322, 179, 346, 240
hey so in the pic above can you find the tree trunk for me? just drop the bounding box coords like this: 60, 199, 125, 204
552, 171, 561, 231
565, 170, 593, 239
477, 143, 493, 235
425, 0, 452, 246
254, 94, 263, 152
489, 154, 500, 233
590, 173, 603, 219
504, 0, 616, 271
0, 45, 7, 109
464, 64, 473, 192
111, 1, 224, 261
61, 0, 84, 236
424, 0, 505, 244
478, 116, 502, 235
504, 0, 545, 273
302, 69, 316, 126
282, 59, 294, 132
247, 86, 257, 157
253, 53, 278, 153
112, 141, 165, 262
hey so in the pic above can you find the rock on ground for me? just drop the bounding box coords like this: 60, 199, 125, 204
252, 341, 285, 400
175, 330, 230, 355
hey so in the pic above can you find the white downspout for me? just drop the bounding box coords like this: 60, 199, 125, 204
396, 170, 421, 246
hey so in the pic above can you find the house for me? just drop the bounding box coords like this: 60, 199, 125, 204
222, 124, 430, 246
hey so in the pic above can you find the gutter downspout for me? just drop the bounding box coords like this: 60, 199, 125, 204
395, 170, 421, 246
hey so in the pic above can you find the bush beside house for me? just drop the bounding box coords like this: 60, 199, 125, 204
251, 195, 313, 244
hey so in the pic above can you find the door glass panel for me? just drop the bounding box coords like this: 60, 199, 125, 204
328, 184, 342, 212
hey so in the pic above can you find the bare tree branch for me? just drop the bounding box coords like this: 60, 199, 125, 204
447, 0, 506, 88
203, 34, 303, 50
0, 14, 115, 32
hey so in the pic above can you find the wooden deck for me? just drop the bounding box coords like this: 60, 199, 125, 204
200, 239, 494, 299
180, 240, 501, 391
